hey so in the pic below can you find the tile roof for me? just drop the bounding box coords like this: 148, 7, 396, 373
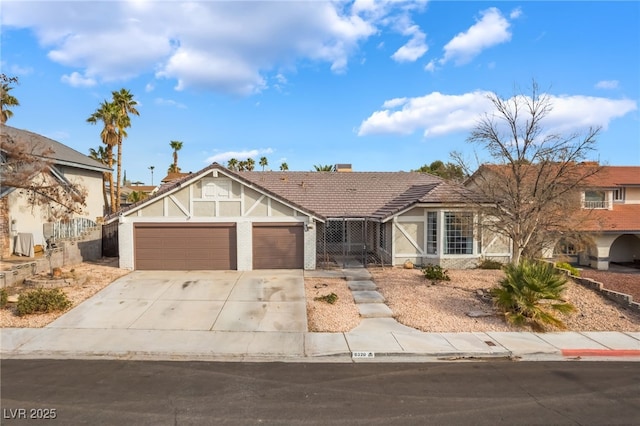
112, 163, 484, 221
1, 124, 111, 173
583, 166, 640, 187
577, 204, 640, 233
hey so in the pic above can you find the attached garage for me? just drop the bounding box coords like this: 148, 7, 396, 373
253, 223, 304, 269
134, 223, 237, 270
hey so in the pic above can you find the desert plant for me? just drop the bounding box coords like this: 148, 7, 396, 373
314, 293, 338, 304
555, 262, 580, 277
16, 288, 72, 316
492, 259, 575, 331
478, 259, 504, 270
0, 288, 7, 308
421, 264, 450, 284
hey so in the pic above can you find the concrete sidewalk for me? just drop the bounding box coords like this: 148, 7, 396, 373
2, 326, 639, 362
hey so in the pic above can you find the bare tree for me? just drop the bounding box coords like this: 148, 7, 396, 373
454, 81, 601, 264
1, 130, 87, 220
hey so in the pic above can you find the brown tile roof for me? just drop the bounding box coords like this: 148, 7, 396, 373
111, 163, 484, 221
583, 166, 640, 187
237, 169, 484, 220
577, 204, 640, 233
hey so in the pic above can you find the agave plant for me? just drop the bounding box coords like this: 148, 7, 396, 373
492, 259, 575, 331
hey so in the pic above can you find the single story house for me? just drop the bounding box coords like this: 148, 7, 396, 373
555, 165, 640, 270
110, 163, 510, 271
1, 125, 111, 258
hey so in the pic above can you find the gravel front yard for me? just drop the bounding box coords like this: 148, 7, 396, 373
3, 260, 639, 334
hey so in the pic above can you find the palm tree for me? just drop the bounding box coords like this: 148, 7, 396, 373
87, 101, 119, 213
280, 162, 289, 171
0, 82, 20, 124
148, 165, 155, 185
227, 158, 238, 171
127, 190, 148, 203
111, 89, 139, 211
313, 164, 333, 172
88, 146, 111, 214
245, 158, 255, 171
237, 160, 247, 171
167, 163, 180, 173
259, 156, 268, 171
169, 140, 183, 172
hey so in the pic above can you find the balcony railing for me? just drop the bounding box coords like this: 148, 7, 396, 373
582, 200, 609, 209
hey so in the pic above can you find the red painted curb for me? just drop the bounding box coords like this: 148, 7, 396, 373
562, 349, 640, 357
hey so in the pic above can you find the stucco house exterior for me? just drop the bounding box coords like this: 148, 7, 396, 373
110, 162, 509, 271
555, 165, 640, 270
0, 124, 111, 258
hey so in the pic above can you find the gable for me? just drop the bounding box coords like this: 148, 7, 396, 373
121, 169, 314, 221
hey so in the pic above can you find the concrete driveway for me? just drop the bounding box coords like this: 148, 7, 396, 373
47, 270, 307, 332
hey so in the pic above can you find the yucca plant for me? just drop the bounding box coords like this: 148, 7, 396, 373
492, 259, 575, 331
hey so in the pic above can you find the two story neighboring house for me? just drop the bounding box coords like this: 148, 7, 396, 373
559, 165, 640, 270
0, 125, 111, 258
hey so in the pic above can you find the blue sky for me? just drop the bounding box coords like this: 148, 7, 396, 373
2, 1, 639, 184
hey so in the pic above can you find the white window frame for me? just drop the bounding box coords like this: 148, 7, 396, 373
613, 187, 625, 202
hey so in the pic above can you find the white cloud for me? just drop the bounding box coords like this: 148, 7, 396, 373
510, 8, 523, 19
358, 91, 638, 137
595, 80, 619, 90
61, 71, 96, 87
440, 7, 513, 66
154, 98, 186, 109
424, 59, 436, 72
206, 148, 274, 164
145, 83, 155, 92
1, 1, 428, 96
391, 25, 428, 62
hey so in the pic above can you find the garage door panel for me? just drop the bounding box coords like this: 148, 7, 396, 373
134, 223, 236, 270
253, 224, 303, 269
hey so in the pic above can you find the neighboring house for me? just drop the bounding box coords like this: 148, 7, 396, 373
555, 165, 640, 270
120, 184, 157, 208
109, 162, 508, 271
0, 125, 111, 258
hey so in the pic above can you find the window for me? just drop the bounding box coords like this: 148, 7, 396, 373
613, 188, 625, 202
426, 212, 437, 254
556, 240, 577, 255
583, 190, 607, 209
444, 212, 474, 255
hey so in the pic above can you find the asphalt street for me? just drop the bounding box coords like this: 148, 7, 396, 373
1, 360, 639, 425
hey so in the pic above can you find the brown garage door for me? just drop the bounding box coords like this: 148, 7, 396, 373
253, 223, 304, 269
134, 223, 236, 270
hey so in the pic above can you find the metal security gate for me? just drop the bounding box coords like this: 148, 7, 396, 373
102, 221, 119, 257
316, 218, 380, 268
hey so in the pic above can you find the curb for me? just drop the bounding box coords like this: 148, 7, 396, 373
561, 349, 640, 358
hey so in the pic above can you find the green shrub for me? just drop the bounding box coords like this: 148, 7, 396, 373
314, 293, 338, 304
0, 288, 7, 308
421, 264, 450, 284
492, 259, 575, 331
478, 259, 504, 270
16, 288, 72, 316
555, 262, 580, 277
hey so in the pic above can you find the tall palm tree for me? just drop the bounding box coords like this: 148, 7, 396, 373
245, 158, 255, 171
227, 158, 238, 171
0, 83, 20, 124
259, 156, 268, 171
280, 162, 289, 171
148, 165, 155, 185
237, 160, 247, 172
112, 89, 139, 211
87, 101, 119, 213
88, 146, 111, 215
169, 140, 183, 172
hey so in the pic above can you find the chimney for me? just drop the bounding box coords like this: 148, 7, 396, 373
334, 163, 352, 172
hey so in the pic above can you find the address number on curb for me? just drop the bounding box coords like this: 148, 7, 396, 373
352, 351, 375, 359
